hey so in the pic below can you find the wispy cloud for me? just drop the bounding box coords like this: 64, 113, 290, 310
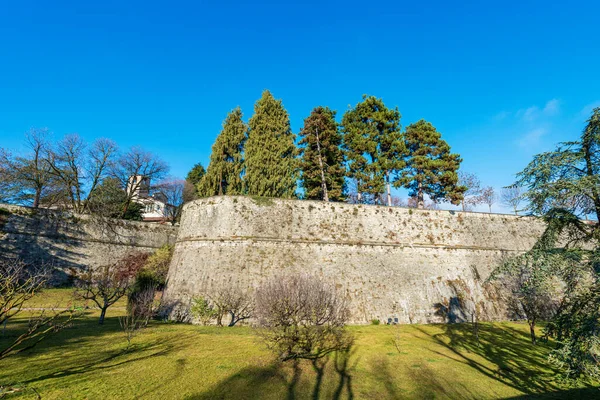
515, 99, 560, 122
579, 100, 600, 118
517, 127, 547, 148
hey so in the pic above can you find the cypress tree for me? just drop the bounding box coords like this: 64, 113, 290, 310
341, 95, 404, 205
401, 119, 465, 208
198, 107, 247, 196
298, 106, 346, 201
244, 90, 297, 198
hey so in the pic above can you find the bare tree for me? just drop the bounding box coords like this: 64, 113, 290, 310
182, 180, 198, 203
458, 171, 482, 211
501, 185, 524, 215
480, 186, 496, 213
75, 252, 148, 324
110, 146, 169, 218
255, 273, 352, 361
208, 282, 254, 327
83, 138, 119, 212
496, 261, 560, 345
0, 257, 76, 361
0, 129, 57, 207
155, 178, 186, 224
45, 134, 87, 212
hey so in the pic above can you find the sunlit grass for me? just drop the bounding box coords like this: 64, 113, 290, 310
0, 289, 597, 399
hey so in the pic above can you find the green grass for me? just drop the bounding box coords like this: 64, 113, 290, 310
1, 290, 597, 399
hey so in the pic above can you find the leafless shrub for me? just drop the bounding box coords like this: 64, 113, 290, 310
208, 282, 254, 326
119, 302, 148, 349
75, 252, 148, 324
255, 273, 352, 361
0, 257, 77, 361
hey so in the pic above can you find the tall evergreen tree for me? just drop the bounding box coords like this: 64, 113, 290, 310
198, 107, 247, 196
341, 95, 405, 205
298, 106, 346, 202
401, 120, 465, 208
186, 163, 205, 187
244, 90, 297, 198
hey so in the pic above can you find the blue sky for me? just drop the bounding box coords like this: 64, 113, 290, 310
1, 1, 599, 211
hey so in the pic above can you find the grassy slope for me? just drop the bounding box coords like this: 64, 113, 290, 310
0, 290, 597, 400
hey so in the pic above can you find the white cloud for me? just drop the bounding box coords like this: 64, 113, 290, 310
517, 127, 547, 148
579, 100, 600, 118
515, 98, 560, 122
542, 99, 560, 116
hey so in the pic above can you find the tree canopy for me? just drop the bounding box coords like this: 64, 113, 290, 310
400, 120, 465, 208
198, 107, 247, 197
492, 107, 600, 382
298, 106, 346, 201
244, 90, 298, 198
341, 95, 404, 205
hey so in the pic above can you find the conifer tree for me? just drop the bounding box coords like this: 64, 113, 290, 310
341, 95, 405, 205
401, 119, 465, 208
244, 90, 297, 198
198, 107, 247, 196
298, 106, 346, 201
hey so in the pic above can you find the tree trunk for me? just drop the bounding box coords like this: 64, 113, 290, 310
462, 201, 466, 212
315, 128, 329, 202
99, 306, 108, 325
385, 171, 392, 207
489, 204, 492, 213
417, 181, 424, 209
33, 187, 41, 208
529, 320, 537, 345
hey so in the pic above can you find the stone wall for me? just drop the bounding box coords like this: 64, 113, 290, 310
163, 196, 547, 324
0, 204, 177, 282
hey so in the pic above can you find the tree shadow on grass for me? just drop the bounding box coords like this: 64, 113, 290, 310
16, 336, 180, 387
414, 320, 598, 398
188, 347, 357, 400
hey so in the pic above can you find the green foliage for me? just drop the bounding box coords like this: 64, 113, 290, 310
143, 244, 173, 287
494, 108, 600, 383
341, 95, 404, 204
517, 108, 600, 219
298, 106, 346, 201
198, 108, 247, 197
400, 120, 465, 208
244, 90, 298, 198
87, 177, 143, 220
370, 319, 380, 325
186, 163, 206, 186
190, 297, 219, 325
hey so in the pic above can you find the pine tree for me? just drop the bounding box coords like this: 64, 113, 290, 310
198, 107, 247, 196
186, 163, 206, 186
298, 107, 346, 201
244, 90, 297, 198
341, 95, 404, 205
401, 120, 465, 208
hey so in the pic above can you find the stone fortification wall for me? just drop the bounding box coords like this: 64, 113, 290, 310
163, 196, 547, 324
0, 204, 177, 281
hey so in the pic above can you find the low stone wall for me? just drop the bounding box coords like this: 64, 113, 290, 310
0, 204, 177, 282
163, 196, 547, 324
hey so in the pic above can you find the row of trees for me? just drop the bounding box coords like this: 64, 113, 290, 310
195, 91, 467, 208
0, 129, 188, 221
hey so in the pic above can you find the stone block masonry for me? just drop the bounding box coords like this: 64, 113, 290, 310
163, 196, 547, 324
0, 204, 177, 282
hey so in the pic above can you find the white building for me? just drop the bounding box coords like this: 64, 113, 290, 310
127, 175, 174, 223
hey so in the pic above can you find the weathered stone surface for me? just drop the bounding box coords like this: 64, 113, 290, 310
0, 204, 177, 281
163, 196, 547, 324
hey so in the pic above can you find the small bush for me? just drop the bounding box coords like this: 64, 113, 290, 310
190, 297, 219, 325
371, 319, 380, 325
143, 244, 173, 287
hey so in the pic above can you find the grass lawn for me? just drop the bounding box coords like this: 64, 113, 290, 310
0, 290, 597, 399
